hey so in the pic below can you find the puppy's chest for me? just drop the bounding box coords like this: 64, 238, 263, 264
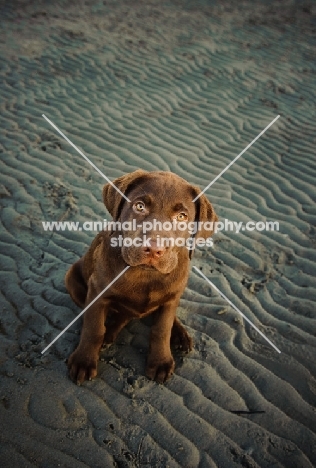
113, 280, 177, 315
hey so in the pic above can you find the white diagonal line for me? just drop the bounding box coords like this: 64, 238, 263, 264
193, 266, 281, 353
42, 114, 131, 202
192, 115, 280, 202
41, 266, 130, 354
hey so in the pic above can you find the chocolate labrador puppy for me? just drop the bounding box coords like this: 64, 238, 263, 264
66, 170, 217, 384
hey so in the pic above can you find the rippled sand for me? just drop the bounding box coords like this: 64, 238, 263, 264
0, 1, 315, 467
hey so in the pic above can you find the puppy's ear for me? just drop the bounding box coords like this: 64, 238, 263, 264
191, 185, 218, 239
103, 169, 148, 220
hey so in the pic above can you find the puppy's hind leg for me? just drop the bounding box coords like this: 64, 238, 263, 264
65, 258, 87, 309
103, 311, 133, 348
171, 317, 193, 353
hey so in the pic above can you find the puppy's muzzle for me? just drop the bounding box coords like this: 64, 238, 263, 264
142, 238, 166, 262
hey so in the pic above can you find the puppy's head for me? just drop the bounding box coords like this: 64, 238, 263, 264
103, 170, 218, 273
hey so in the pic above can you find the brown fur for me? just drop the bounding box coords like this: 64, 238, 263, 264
66, 170, 217, 384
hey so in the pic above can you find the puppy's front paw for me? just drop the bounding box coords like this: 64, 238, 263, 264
146, 356, 175, 384
67, 349, 98, 385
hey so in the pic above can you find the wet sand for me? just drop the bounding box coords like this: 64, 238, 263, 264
0, 1, 316, 467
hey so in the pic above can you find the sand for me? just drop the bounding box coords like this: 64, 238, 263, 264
0, 0, 316, 466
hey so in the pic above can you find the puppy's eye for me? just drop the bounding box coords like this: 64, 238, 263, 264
134, 202, 146, 212
176, 212, 188, 221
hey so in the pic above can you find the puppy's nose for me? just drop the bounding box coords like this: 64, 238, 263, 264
143, 239, 165, 259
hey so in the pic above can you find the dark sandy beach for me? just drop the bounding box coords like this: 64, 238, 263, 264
0, 1, 316, 467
